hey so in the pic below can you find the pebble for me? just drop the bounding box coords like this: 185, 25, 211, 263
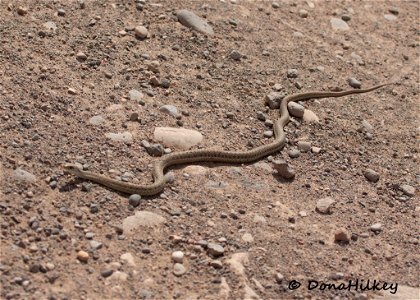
90, 240, 103, 250
275, 273, 284, 283
288, 148, 301, 158
57, 9, 65, 16
173, 263, 186, 276
330, 17, 349, 30
230, 50, 241, 61
364, 168, 380, 183
207, 243, 224, 257
17, 6, 28, 16
161, 78, 170, 89
334, 228, 351, 243
241, 233, 254, 243
147, 60, 160, 73
272, 159, 295, 179
154, 127, 203, 149
287, 69, 298, 78
77, 250, 89, 262
316, 197, 335, 214
288, 102, 305, 117
177, 9, 214, 35
128, 194, 141, 207
120, 253, 136, 267
76, 52, 87, 61
384, 14, 397, 21
400, 184, 415, 197
146, 144, 164, 157
159, 105, 178, 117
299, 9, 308, 18
361, 119, 373, 132
172, 251, 184, 263
265, 92, 286, 109
297, 141, 311, 152
106, 132, 133, 144
303, 109, 319, 123
129, 112, 139, 122
101, 269, 114, 278
256, 111, 266, 121
13, 168, 36, 183
389, 7, 399, 15
341, 14, 351, 22
272, 2, 280, 9
89, 115, 105, 125
68, 88, 77, 95
210, 260, 223, 269
311, 146, 321, 154
370, 223, 382, 232
348, 77, 362, 89
128, 89, 144, 103
263, 131, 273, 138
134, 26, 148, 39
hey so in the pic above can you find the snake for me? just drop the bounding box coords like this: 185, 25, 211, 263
63, 83, 389, 196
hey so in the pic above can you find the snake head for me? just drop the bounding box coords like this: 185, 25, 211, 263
63, 163, 83, 175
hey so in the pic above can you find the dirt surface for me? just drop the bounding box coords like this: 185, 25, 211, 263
0, 1, 419, 299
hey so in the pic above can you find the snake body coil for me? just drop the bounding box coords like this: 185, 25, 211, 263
64, 84, 388, 195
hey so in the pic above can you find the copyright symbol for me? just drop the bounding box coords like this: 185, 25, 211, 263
288, 280, 301, 290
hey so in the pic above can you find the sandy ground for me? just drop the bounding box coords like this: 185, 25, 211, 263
0, 1, 419, 299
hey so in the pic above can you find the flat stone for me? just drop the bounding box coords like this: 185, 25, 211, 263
154, 127, 203, 149
370, 223, 382, 232
134, 26, 148, 39
207, 243, 224, 257
288, 148, 301, 158
106, 132, 133, 144
241, 233, 254, 243
272, 159, 295, 179
43, 21, 57, 32
265, 92, 286, 109
128, 89, 144, 103
316, 197, 335, 214
400, 184, 415, 197
330, 17, 349, 30
13, 168, 36, 183
89, 115, 105, 125
122, 211, 166, 234
159, 105, 178, 117
177, 9, 214, 35
302, 109, 319, 123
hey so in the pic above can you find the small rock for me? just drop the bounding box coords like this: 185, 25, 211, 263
299, 9, 308, 18
129, 112, 139, 122
146, 144, 164, 157
146, 60, 160, 73
275, 273, 284, 283
68, 88, 77, 95
160, 105, 178, 117
330, 17, 349, 30
173, 263, 186, 276
348, 77, 362, 89
210, 260, 223, 269
272, 2, 280, 9
272, 159, 295, 179
128, 194, 141, 207
370, 223, 382, 232
90, 240, 103, 250
364, 168, 379, 183
287, 69, 298, 78
128, 89, 144, 103
334, 228, 351, 243
241, 233, 254, 243
263, 131, 273, 138
341, 14, 351, 22
303, 109, 319, 123
154, 127, 203, 149
229, 50, 241, 61
57, 9, 66, 16
389, 7, 399, 15
265, 92, 286, 109
134, 26, 148, 39
101, 269, 114, 278
297, 141, 311, 152
172, 251, 184, 263
89, 115, 105, 125
13, 168, 36, 183
17, 7, 28, 16
77, 250, 89, 262
76, 51, 87, 61
207, 243, 224, 257
288, 102, 305, 117
316, 197, 335, 214
400, 184, 415, 197
311, 146, 321, 154
288, 148, 301, 158
106, 132, 133, 144
177, 9, 214, 35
